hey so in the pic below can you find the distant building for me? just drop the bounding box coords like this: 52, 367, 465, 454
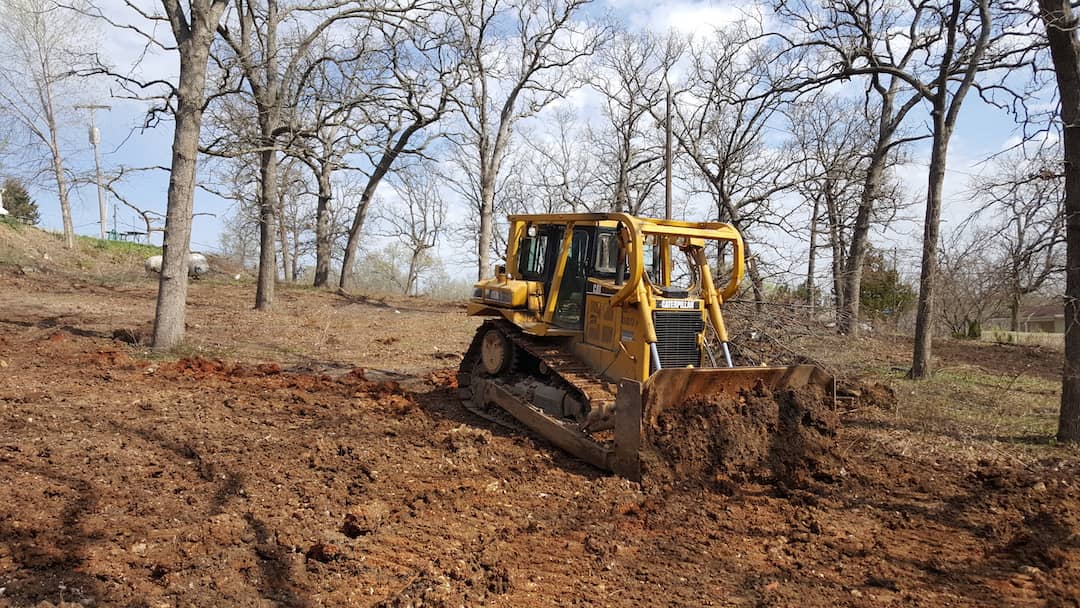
987, 303, 1065, 333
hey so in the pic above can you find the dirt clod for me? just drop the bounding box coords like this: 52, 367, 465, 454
306, 542, 343, 563
342, 501, 389, 538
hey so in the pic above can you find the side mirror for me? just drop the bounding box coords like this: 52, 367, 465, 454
495, 264, 507, 277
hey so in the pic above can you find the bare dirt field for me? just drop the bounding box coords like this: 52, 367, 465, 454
1, 227, 1078, 607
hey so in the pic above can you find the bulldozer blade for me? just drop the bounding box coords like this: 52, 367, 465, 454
611, 365, 835, 482
641, 365, 835, 425
613, 379, 643, 481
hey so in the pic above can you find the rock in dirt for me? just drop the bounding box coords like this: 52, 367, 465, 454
342, 501, 389, 538
641, 382, 841, 490
305, 542, 343, 563
442, 425, 491, 459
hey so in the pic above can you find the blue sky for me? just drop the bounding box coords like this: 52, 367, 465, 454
11, 0, 1045, 285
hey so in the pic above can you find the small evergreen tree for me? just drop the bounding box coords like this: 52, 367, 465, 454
2, 178, 40, 225
860, 248, 916, 320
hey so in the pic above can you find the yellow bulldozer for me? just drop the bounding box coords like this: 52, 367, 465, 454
458, 213, 834, 481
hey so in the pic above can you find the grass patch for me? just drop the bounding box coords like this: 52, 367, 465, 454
0, 216, 29, 230
137, 340, 235, 362
882, 366, 1059, 444
77, 235, 161, 257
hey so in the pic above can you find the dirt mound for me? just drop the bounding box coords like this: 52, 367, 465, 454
838, 379, 898, 410
641, 383, 841, 490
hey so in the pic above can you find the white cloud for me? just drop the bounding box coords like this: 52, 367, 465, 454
617, 1, 758, 37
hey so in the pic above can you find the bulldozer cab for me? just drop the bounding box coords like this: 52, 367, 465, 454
514, 223, 652, 330
469, 213, 747, 382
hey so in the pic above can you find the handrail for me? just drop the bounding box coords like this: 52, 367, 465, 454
506, 211, 746, 309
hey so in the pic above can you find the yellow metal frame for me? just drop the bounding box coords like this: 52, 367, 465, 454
471, 212, 746, 382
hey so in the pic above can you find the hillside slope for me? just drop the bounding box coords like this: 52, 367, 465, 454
0, 223, 160, 282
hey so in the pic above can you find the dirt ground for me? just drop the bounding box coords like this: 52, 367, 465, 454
1, 242, 1079, 606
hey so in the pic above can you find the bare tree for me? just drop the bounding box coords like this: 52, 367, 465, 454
449, 0, 609, 280
592, 30, 682, 216
336, 14, 462, 290
778, 0, 1005, 376
287, 38, 371, 288
145, 0, 231, 349
275, 156, 313, 281
776, 0, 932, 335
445, 140, 532, 267
968, 151, 1065, 330
788, 93, 906, 320
375, 164, 446, 295
0, 0, 95, 249
210, 0, 423, 309
521, 109, 603, 213
907, 0, 994, 378
670, 22, 803, 303
936, 228, 1002, 337
84, 0, 246, 347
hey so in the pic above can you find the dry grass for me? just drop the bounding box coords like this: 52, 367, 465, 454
844, 365, 1068, 472
0, 223, 159, 285
982, 329, 1064, 351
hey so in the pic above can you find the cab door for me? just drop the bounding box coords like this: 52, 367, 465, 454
551, 229, 590, 329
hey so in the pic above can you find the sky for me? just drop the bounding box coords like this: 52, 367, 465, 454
5, 0, 1046, 288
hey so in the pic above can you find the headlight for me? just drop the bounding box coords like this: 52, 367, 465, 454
484, 288, 512, 303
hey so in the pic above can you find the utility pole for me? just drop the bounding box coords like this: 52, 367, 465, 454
75, 104, 111, 239
664, 83, 673, 221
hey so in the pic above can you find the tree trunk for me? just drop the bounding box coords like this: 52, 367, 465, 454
807, 196, 820, 312
841, 152, 887, 335
911, 0, 989, 379
47, 131, 75, 249
255, 148, 278, 310
745, 244, 765, 310
405, 249, 420, 296
615, 134, 630, 212
36, 69, 75, 250
151, 39, 212, 350
290, 220, 301, 282
339, 182, 377, 290
1038, 0, 1080, 442
1009, 289, 1022, 332
339, 124, 424, 289
276, 181, 290, 283
826, 192, 845, 315
313, 166, 332, 288
477, 169, 495, 280
49, 146, 75, 249
910, 126, 950, 379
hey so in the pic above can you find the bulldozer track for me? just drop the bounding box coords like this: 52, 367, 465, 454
457, 319, 617, 427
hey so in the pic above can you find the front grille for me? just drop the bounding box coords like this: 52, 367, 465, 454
653, 310, 704, 370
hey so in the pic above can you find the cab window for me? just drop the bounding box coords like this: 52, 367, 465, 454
593, 231, 620, 275
517, 234, 549, 280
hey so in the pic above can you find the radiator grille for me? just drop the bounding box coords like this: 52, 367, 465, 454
653, 310, 704, 370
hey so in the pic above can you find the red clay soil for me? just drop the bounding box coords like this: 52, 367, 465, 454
1, 279, 1079, 606
642, 384, 841, 492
